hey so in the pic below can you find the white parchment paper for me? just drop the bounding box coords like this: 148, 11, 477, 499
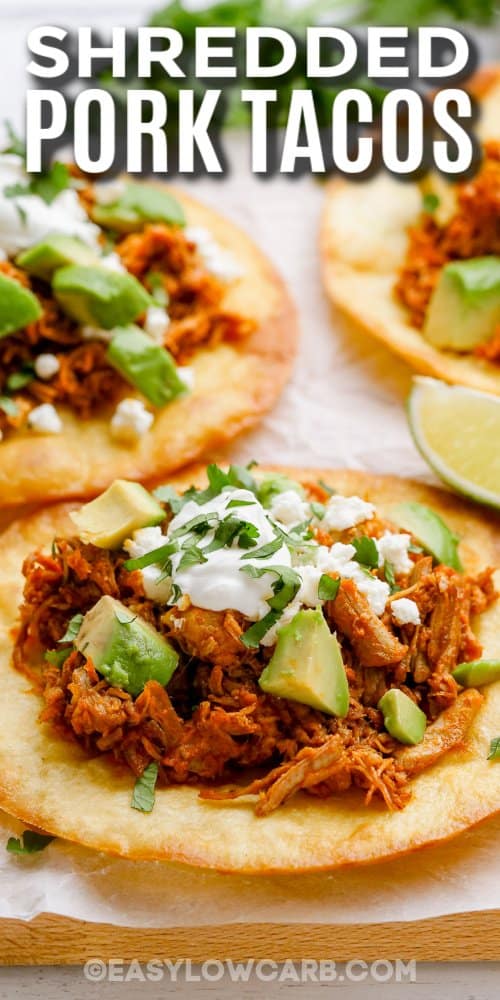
1, 2, 500, 929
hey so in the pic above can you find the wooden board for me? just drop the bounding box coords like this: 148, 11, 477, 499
1, 912, 500, 964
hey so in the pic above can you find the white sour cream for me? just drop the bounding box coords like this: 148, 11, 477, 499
167, 488, 291, 620
0, 155, 100, 256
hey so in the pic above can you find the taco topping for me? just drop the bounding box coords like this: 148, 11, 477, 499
0, 145, 251, 441
13, 465, 497, 816
396, 140, 500, 363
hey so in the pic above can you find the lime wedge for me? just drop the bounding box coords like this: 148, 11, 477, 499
407, 377, 500, 510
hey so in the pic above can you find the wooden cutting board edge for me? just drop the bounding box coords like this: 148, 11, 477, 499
1, 912, 500, 965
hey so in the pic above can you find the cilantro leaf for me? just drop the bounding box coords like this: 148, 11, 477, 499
241, 564, 301, 612
383, 560, 400, 595
6, 367, 35, 392
58, 613, 84, 644
177, 545, 208, 571
241, 535, 283, 560
124, 541, 177, 571
7, 830, 54, 855
318, 574, 340, 602
44, 648, 71, 668
318, 479, 336, 496
488, 737, 500, 760
240, 609, 282, 649
2, 121, 26, 158
131, 762, 159, 812
311, 501, 325, 520
352, 536, 379, 570
422, 192, 440, 214
152, 484, 183, 513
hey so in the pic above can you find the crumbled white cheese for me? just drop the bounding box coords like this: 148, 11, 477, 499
269, 489, 311, 528
0, 154, 100, 255
377, 532, 413, 576
143, 305, 170, 344
34, 353, 60, 380
100, 252, 126, 273
177, 366, 194, 391
391, 598, 421, 626
27, 403, 62, 434
320, 494, 375, 533
184, 225, 243, 283
81, 325, 115, 343
124, 527, 172, 602
110, 398, 154, 442
315, 542, 390, 616
93, 179, 127, 205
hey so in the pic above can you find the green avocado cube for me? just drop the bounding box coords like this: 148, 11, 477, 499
70, 479, 165, 549
390, 501, 462, 571
452, 659, 500, 687
107, 326, 188, 408
258, 608, 349, 717
92, 181, 185, 233
0, 272, 42, 338
16, 236, 100, 282
53, 265, 151, 329
378, 689, 426, 745
75, 595, 179, 696
424, 257, 500, 352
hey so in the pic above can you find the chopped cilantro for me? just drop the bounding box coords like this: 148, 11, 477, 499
311, 501, 325, 520
124, 541, 177, 571
2, 121, 25, 158
240, 609, 282, 649
177, 545, 208, 571
7, 830, 54, 855
241, 564, 301, 612
383, 560, 400, 594
318, 479, 335, 496
422, 192, 440, 214
318, 575, 340, 602
6, 367, 35, 392
488, 737, 500, 760
152, 484, 183, 513
0, 396, 19, 418
226, 498, 256, 509
241, 535, 283, 560
57, 613, 84, 644
131, 762, 159, 812
44, 648, 71, 669
352, 536, 379, 570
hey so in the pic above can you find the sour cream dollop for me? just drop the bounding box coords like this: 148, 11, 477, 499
0, 154, 100, 255
167, 488, 291, 620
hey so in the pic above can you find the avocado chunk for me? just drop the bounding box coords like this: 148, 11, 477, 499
92, 181, 185, 233
257, 473, 305, 508
390, 501, 462, 571
452, 659, 500, 687
107, 326, 188, 408
423, 257, 500, 352
53, 265, 151, 329
16, 236, 99, 282
75, 596, 178, 696
0, 273, 42, 339
70, 479, 164, 549
378, 689, 426, 745
258, 608, 349, 717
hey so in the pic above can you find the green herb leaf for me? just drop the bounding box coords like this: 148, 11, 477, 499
240, 609, 282, 649
6, 367, 34, 391
31, 161, 70, 205
241, 564, 301, 611
57, 613, 84, 644
131, 761, 159, 812
318, 479, 335, 496
226, 498, 256, 509
241, 535, 283, 560
124, 541, 177, 571
488, 737, 500, 760
177, 545, 208, 571
2, 121, 26, 158
311, 501, 325, 520
383, 560, 400, 595
169, 511, 219, 540
318, 574, 340, 601
152, 484, 183, 513
352, 536, 379, 569
44, 648, 71, 668
7, 830, 54, 855
422, 192, 440, 214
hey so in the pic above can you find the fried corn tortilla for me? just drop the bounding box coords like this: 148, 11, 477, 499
320, 69, 500, 395
0, 188, 297, 508
0, 466, 499, 874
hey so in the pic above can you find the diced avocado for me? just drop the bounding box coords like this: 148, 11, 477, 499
452, 659, 500, 687
75, 595, 178, 696
257, 473, 305, 508
70, 479, 164, 549
423, 257, 500, 352
92, 181, 185, 233
258, 608, 349, 717
16, 236, 99, 282
107, 326, 187, 408
390, 501, 462, 571
53, 265, 151, 329
0, 273, 42, 339
378, 689, 426, 745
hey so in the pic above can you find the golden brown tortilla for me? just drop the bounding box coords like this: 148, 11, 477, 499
0, 189, 298, 508
320, 70, 500, 396
0, 466, 498, 873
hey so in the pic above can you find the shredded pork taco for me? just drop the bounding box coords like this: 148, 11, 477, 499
321, 69, 500, 396
0, 463, 499, 872
0, 146, 297, 507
